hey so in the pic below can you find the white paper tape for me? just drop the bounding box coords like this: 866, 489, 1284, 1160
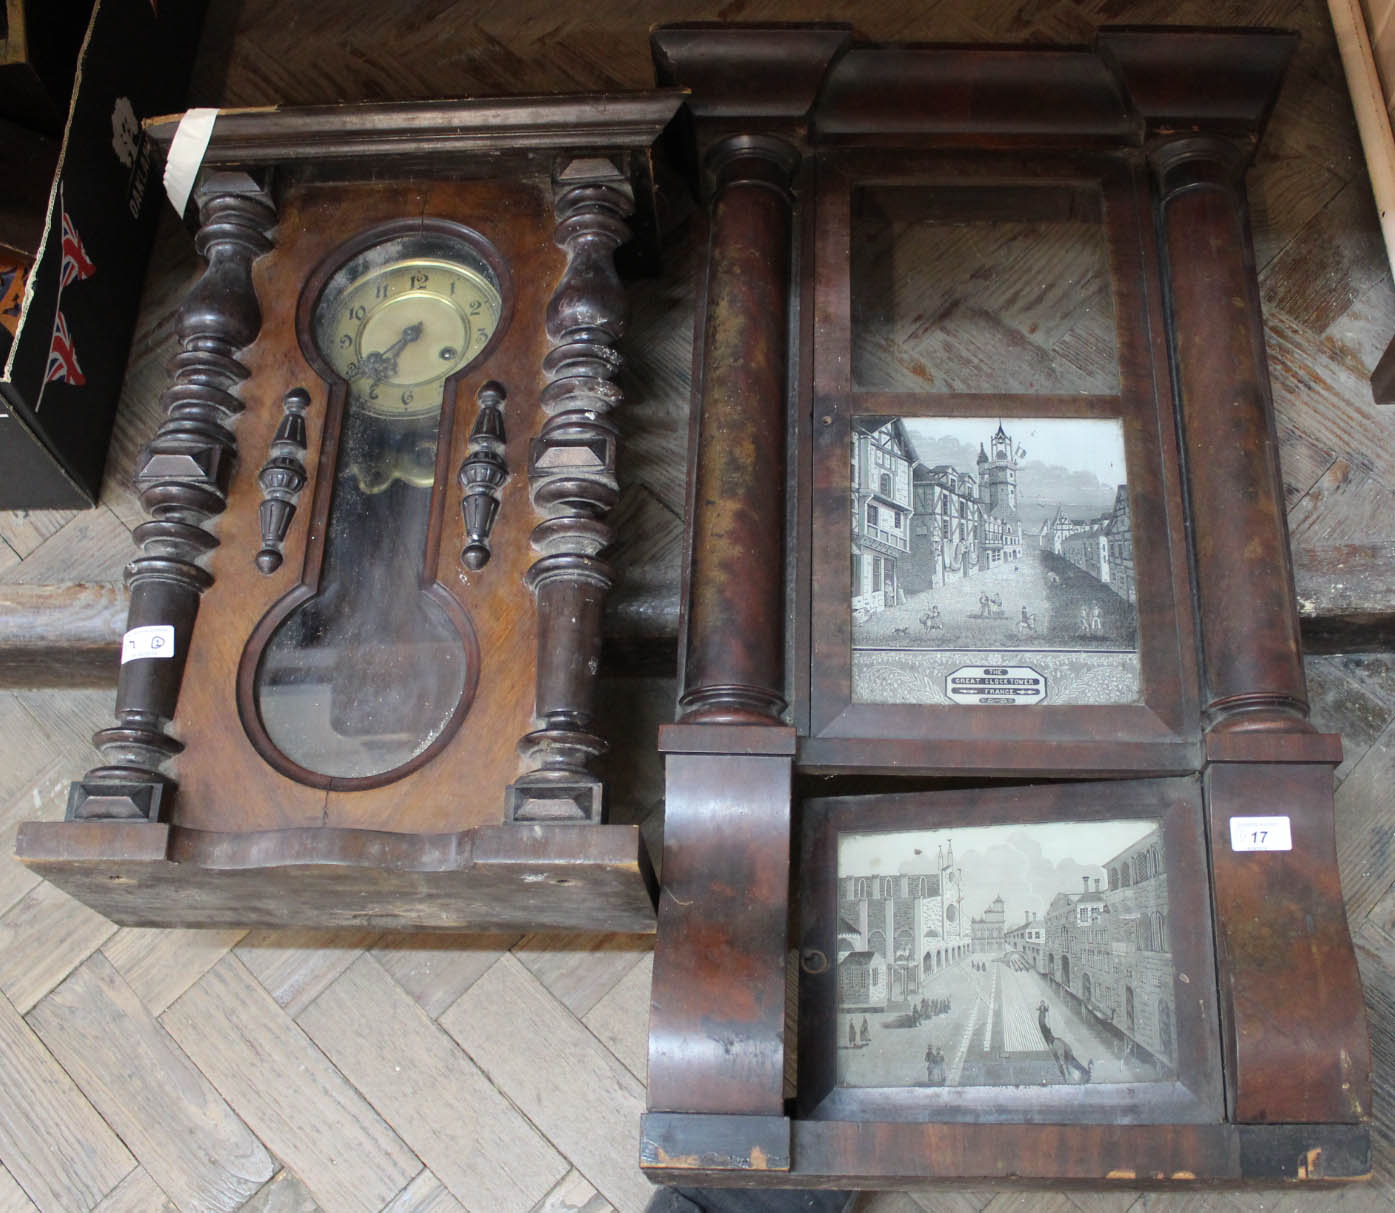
162, 107, 219, 219
122, 624, 176, 664
1229, 815, 1293, 852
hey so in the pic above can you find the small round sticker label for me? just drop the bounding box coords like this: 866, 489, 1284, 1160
122, 624, 175, 664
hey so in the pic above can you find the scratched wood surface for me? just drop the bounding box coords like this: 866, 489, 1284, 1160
0, 0, 1393, 1209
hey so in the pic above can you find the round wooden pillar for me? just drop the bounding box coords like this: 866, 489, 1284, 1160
1151, 136, 1311, 734
679, 135, 800, 725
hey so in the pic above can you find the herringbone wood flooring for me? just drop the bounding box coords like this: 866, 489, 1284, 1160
2, 1, 1395, 1209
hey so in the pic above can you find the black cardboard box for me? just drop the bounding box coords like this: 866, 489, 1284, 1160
0, 0, 205, 508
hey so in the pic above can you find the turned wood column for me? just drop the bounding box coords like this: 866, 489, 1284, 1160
678, 135, 800, 725
1151, 137, 1310, 734
508, 159, 632, 823
67, 173, 275, 822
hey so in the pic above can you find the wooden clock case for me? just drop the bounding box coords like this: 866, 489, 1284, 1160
642, 26, 1374, 1187
16, 94, 682, 933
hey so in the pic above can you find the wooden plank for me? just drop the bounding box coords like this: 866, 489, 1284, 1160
0, 509, 133, 586
0, 990, 134, 1212
27, 953, 276, 1212
1305, 654, 1395, 785
235, 928, 381, 1017
439, 953, 654, 1213
101, 926, 248, 1016
296, 954, 567, 1212
1334, 716, 1395, 926
235, 1171, 321, 1213
1296, 542, 1395, 651
161, 956, 419, 1213
0, 583, 125, 688
91, 1169, 175, 1213
512, 932, 652, 1017
0, 1166, 36, 1213
369, 932, 519, 1019
531, 1170, 616, 1213
382, 1173, 464, 1213
581, 951, 653, 1082
0, 881, 115, 1013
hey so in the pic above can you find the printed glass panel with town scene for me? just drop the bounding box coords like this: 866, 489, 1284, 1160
850, 416, 1139, 706
835, 820, 1174, 1091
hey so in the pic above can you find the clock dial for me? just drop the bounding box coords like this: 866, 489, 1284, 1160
321, 257, 502, 418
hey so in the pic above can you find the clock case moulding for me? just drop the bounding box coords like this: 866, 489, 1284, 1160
15, 92, 684, 933
641, 24, 1374, 1188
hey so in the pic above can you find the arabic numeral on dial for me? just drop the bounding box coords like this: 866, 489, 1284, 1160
375, 279, 392, 299
401, 389, 414, 406
477, 327, 490, 343
410, 271, 430, 288
368, 383, 380, 400
346, 304, 366, 322
338, 333, 352, 349
467, 299, 481, 314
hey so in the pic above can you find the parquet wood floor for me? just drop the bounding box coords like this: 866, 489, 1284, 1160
2, 1, 1395, 1209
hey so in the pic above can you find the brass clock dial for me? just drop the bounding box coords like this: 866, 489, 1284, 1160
312, 241, 504, 419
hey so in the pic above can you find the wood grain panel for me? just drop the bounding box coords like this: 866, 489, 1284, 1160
0, 991, 134, 1212
100, 926, 248, 1016
297, 955, 568, 1211
235, 928, 381, 1017
161, 956, 419, 1213
582, 951, 653, 1083
26, 954, 275, 1212
91, 1170, 176, 1213
439, 954, 653, 1213
370, 932, 518, 1019
0, 1166, 36, 1213
381, 1172, 464, 1213
0, 882, 114, 1013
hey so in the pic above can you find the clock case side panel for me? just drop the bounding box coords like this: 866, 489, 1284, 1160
797, 150, 1202, 778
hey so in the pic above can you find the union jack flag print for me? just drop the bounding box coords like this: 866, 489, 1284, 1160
60, 208, 97, 288
45, 310, 86, 386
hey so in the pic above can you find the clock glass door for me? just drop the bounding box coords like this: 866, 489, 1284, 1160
243, 222, 507, 786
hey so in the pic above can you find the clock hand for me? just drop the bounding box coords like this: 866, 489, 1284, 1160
346, 321, 424, 385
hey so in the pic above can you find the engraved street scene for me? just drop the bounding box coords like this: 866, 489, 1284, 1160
850, 417, 1141, 705
836, 821, 1175, 1090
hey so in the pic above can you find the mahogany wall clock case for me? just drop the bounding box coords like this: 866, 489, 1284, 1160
15, 94, 682, 932
642, 24, 1374, 1187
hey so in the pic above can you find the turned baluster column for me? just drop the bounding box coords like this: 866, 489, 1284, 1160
68, 173, 275, 821
678, 135, 800, 724
508, 159, 632, 823
1151, 137, 1310, 734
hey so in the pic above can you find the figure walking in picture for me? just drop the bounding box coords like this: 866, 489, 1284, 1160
860, 1017, 871, 1046
1038, 1001, 1093, 1084
849, 1020, 857, 1048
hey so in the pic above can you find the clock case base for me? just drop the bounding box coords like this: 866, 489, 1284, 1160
16, 819, 656, 933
